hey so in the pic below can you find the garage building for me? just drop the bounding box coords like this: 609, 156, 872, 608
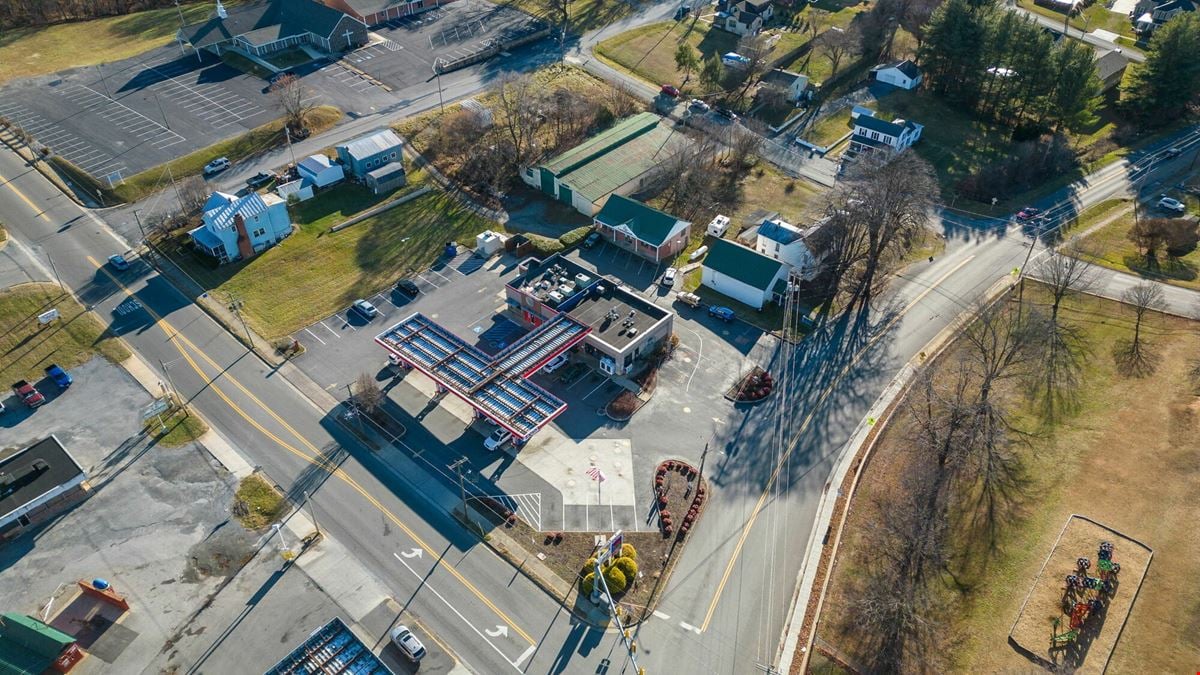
701, 238, 787, 310
1, 436, 88, 542
177, 0, 368, 58
520, 113, 685, 217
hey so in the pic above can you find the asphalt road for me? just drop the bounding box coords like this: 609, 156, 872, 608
1009, 4, 1146, 62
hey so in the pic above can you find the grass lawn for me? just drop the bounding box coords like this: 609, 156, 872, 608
0, 282, 130, 384
595, 21, 740, 94
1078, 195, 1200, 289
500, 0, 631, 32
233, 474, 288, 530
815, 284, 1200, 672
163, 188, 502, 338
145, 405, 209, 448
1018, 0, 1136, 40
0, 1, 246, 86
802, 107, 853, 147
95, 105, 343, 204
263, 47, 313, 70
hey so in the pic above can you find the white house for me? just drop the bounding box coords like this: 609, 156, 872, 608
848, 112, 923, 155
759, 68, 810, 102
872, 60, 922, 90
722, 0, 773, 35
297, 154, 345, 188
189, 191, 293, 264
755, 217, 825, 281
701, 238, 788, 310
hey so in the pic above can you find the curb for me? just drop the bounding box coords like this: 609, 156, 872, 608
775, 275, 1017, 675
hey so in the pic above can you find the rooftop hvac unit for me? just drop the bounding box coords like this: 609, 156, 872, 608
557, 283, 574, 296
575, 273, 591, 286
627, 327, 638, 337
547, 291, 565, 305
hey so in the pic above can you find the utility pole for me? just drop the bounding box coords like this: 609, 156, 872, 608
303, 490, 321, 535
345, 383, 363, 430
159, 358, 181, 405
284, 127, 297, 167
45, 250, 64, 288
153, 91, 170, 130
96, 64, 112, 99
167, 165, 184, 209
449, 457, 468, 512
174, 0, 186, 28
432, 60, 445, 113
227, 294, 253, 352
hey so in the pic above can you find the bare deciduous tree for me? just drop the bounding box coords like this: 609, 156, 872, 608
177, 175, 209, 214
493, 73, 544, 168
270, 74, 316, 133
725, 125, 762, 172
354, 372, 385, 414
1032, 242, 1096, 421
816, 25, 860, 80
1116, 282, 1165, 376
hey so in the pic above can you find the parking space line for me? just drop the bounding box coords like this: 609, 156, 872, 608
303, 328, 327, 346
417, 272, 442, 288
320, 321, 341, 338
581, 377, 611, 401
427, 267, 453, 283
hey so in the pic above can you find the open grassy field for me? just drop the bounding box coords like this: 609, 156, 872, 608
90, 105, 343, 204
1078, 195, 1200, 289
802, 107, 853, 147
163, 187, 501, 338
0, 1, 245, 86
595, 21, 739, 95
814, 285, 1200, 672
0, 282, 130, 383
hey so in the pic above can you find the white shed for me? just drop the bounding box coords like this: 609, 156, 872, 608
872, 60, 922, 90
297, 154, 345, 189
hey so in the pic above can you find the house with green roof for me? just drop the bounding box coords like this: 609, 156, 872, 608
593, 195, 691, 263
520, 112, 685, 216
700, 238, 788, 310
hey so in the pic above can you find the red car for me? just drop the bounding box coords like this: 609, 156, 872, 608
660, 84, 680, 98
1015, 206, 1041, 221
12, 379, 46, 408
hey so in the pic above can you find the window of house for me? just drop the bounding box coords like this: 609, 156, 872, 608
775, 242, 780, 252
390, 152, 397, 159
252, 227, 266, 238
871, 131, 879, 140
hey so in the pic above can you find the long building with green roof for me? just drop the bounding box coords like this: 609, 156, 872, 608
520, 112, 685, 216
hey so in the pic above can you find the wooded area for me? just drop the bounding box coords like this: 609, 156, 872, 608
0, 0, 182, 29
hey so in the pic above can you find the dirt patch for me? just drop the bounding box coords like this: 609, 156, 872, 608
183, 524, 255, 582
1009, 516, 1152, 673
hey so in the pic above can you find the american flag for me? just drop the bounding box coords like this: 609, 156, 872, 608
585, 466, 606, 482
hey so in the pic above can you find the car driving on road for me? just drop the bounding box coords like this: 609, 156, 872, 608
246, 171, 279, 189
203, 157, 231, 176
1015, 206, 1041, 220
107, 254, 131, 271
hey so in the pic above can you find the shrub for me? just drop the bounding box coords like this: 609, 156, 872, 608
528, 234, 565, 256
603, 566, 628, 594
613, 556, 638, 581
1162, 218, 1199, 257
620, 543, 637, 560
580, 572, 596, 595
560, 226, 592, 248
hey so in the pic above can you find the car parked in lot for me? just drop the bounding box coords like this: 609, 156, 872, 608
395, 278, 420, 297
107, 254, 131, 271
660, 84, 680, 98
1157, 196, 1187, 214
661, 267, 677, 287
203, 157, 231, 176
44, 364, 72, 390
714, 107, 738, 121
557, 362, 588, 385
675, 291, 701, 308
1015, 206, 1041, 221
246, 171, 279, 189
11, 380, 46, 408
582, 231, 601, 249
708, 305, 736, 322
484, 427, 513, 452
389, 625, 426, 662
541, 353, 569, 373
352, 299, 380, 319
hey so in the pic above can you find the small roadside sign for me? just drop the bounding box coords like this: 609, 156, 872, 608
141, 397, 171, 421
38, 308, 60, 324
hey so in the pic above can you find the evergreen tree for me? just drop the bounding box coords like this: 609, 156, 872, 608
1121, 14, 1200, 123
918, 0, 989, 103
699, 54, 724, 91
1044, 39, 1102, 131
674, 43, 700, 84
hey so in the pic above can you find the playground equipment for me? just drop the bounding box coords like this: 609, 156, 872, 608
1058, 542, 1121, 639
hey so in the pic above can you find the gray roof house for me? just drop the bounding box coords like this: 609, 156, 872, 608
336, 129, 404, 178
849, 112, 923, 155
177, 0, 367, 58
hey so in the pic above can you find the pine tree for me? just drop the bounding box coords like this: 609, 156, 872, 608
1121, 14, 1200, 123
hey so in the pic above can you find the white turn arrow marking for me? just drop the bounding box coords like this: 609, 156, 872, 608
399, 548, 423, 559
484, 625, 509, 638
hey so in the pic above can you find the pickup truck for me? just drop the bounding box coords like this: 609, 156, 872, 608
44, 364, 73, 390
12, 380, 46, 408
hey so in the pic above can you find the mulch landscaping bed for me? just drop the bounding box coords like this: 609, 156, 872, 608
725, 366, 774, 403
1009, 516, 1152, 674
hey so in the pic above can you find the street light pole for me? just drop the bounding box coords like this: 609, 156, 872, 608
227, 294, 253, 352
303, 490, 320, 535
433, 60, 445, 114
449, 457, 468, 513
153, 91, 170, 130
159, 358, 181, 404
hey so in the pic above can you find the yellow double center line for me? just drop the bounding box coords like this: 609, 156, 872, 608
89, 256, 536, 647
699, 254, 976, 631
